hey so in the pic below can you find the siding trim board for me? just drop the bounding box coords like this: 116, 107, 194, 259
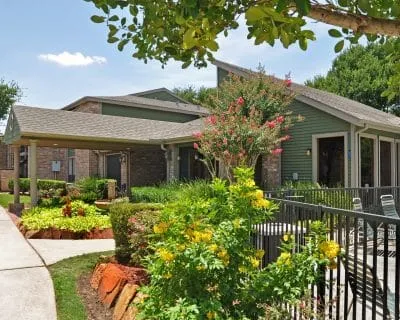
311, 131, 349, 187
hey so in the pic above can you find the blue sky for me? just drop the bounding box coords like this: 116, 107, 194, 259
1, 0, 341, 109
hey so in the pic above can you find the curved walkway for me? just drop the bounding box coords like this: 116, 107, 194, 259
0, 207, 115, 320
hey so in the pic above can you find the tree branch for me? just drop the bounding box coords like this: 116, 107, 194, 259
307, 4, 400, 36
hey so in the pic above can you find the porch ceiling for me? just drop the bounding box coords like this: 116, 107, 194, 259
4, 105, 203, 149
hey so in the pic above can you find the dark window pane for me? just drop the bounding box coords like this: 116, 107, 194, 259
380, 140, 392, 186
360, 137, 374, 187
318, 137, 345, 187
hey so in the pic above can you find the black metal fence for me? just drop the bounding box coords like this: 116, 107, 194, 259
265, 186, 400, 215
253, 198, 400, 319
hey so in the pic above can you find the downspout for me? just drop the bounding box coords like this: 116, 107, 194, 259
354, 124, 369, 187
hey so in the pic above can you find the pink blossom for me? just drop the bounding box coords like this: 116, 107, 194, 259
271, 148, 283, 155
266, 121, 276, 129
281, 135, 291, 142
223, 137, 228, 145
206, 115, 217, 125
193, 142, 199, 150
284, 79, 292, 87
236, 96, 245, 106
276, 115, 285, 123
192, 131, 203, 139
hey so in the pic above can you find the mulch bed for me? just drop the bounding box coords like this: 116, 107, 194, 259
78, 273, 113, 320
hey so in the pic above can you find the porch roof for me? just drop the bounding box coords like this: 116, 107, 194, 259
214, 59, 400, 132
3, 105, 203, 149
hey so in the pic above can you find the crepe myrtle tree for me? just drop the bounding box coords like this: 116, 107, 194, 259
192, 71, 299, 182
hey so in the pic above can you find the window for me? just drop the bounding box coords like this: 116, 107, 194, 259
360, 137, 375, 187
68, 157, 75, 182
380, 140, 393, 186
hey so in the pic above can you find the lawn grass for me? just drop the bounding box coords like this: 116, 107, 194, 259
48, 251, 114, 320
0, 192, 30, 208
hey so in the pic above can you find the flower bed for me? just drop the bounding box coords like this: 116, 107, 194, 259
20, 200, 112, 239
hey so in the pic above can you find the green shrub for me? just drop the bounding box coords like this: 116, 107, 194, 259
136, 168, 340, 319
77, 177, 112, 203
109, 202, 163, 264
8, 178, 66, 194
21, 201, 110, 233
131, 180, 212, 203
8, 178, 30, 193
37, 179, 66, 191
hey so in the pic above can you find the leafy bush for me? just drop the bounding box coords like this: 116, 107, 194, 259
109, 202, 163, 264
276, 181, 353, 209
8, 178, 66, 194
8, 178, 30, 193
131, 180, 212, 203
21, 201, 110, 233
76, 177, 112, 203
135, 168, 340, 319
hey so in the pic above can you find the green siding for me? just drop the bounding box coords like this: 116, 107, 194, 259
102, 103, 198, 123
281, 100, 351, 184
136, 91, 186, 103
217, 68, 229, 87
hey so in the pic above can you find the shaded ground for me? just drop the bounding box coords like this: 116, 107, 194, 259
77, 273, 113, 320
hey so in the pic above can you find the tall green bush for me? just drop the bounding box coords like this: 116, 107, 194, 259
8, 178, 66, 194
76, 177, 112, 203
109, 202, 163, 264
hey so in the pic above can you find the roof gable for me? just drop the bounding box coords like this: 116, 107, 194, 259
131, 87, 191, 104
213, 59, 400, 132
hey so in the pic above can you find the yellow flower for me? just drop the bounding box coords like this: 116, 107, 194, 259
255, 189, 264, 199
153, 222, 169, 234
233, 218, 241, 229
208, 244, 218, 252
158, 248, 175, 263
249, 257, 259, 268
277, 252, 292, 266
206, 311, 216, 319
163, 272, 172, 279
319, 241, 340, 259
217, 249, 230, 266
192, 230, 213, 243
252, 198, 271, 209
255, 249, 265, 259
244, 179, 255, 187
196, 265, 206, 271
283, 234, 291, 242
177, 244, 186, 251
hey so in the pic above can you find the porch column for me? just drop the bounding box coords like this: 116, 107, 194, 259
166, 144, 179, 181
29, 140, 38, 207
13, 145, 20, 205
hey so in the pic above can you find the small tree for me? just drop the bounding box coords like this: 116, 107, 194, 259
0, 79, 21, 120
194, 71, 297, 182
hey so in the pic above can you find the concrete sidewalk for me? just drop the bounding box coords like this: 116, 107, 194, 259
0, 207, 57, 320
29, 238, 115, 265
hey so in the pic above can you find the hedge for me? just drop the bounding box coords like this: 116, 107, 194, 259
109, 202, 163, 264
8, 178, 66, 193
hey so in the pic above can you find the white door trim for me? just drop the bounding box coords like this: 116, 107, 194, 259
312, 131, 349, 187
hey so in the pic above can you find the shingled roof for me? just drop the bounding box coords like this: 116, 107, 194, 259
213, 59, 400, 132
4, 105, 203, 147
63, 93, 209, 116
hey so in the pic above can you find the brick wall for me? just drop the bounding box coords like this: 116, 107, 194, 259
0, 144, 9, 169
36, 147, 68, 181
0, 169, 14, 191
130, 146, 166, 186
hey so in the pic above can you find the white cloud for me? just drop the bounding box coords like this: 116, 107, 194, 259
38, 51, 107, 67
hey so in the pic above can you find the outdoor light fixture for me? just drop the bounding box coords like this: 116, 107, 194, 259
306, 148, 312, 156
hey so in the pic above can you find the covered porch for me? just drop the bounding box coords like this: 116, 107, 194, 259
3, 105, 205, 209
